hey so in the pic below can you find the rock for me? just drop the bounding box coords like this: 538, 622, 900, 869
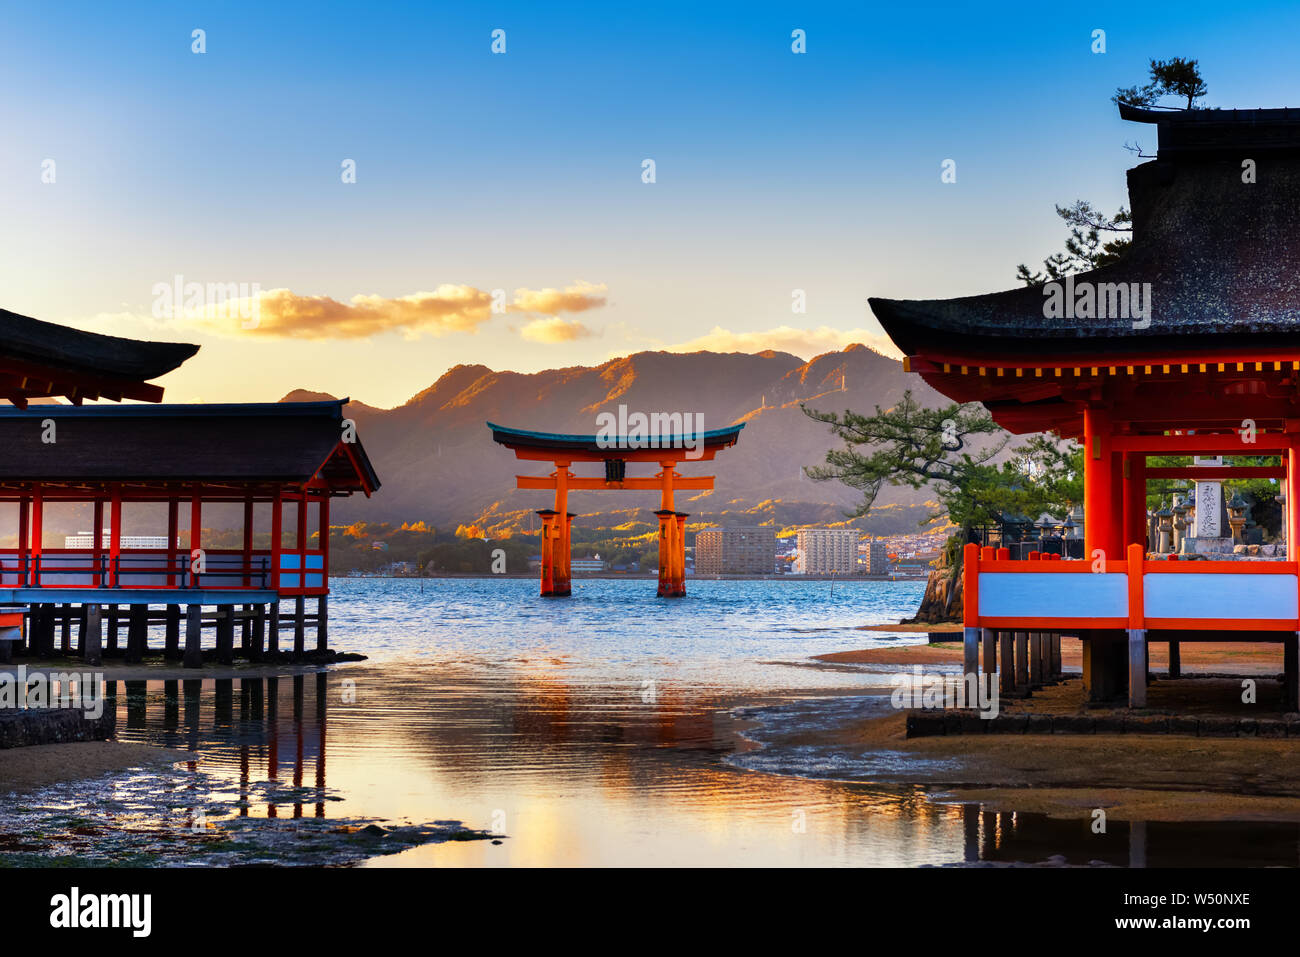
1025, 714, 1054, 734
1198, 716, 1239, 737
1123, 714, 1170, 734
1256, 718, 1287, 738
1052, 714, 1096, 734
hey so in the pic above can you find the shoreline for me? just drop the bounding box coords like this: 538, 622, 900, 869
733, 639, 1300, 823
0, 740, 193, 796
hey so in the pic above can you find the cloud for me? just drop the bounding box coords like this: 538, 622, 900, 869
519, 316, 595, 343
664, 325, 903, 359
175, 280, 608, 340
508, 280, 607, 316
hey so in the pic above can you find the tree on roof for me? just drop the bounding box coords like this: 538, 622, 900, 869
1015, 201, 1132, 285
1114, 57, 1208, 110
801, 392, 1082, 539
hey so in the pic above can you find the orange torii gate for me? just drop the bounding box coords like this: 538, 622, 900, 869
488, 422, 745, 597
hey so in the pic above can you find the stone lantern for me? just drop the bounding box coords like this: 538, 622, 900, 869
1227, 492, 1249, 546
1156, 503, 1174, 553
1172, 492, 1190, 553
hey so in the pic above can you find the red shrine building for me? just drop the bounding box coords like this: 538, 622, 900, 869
872, 104, 1300, 708
0, 308, 379, 666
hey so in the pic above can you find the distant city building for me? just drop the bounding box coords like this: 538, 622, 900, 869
571, 554, 606, 573
864, 540, 889, 574
694, 526, 777, 575
795, 528, 859, 575
64, 530, 174, 549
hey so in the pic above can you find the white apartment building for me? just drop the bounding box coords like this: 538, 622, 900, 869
794, 528, 860, 575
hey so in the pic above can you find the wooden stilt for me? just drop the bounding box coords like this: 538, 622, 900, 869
962, 626, 980, 690
981, 627, 996, 680
1014, 630, 1029, 693
252, 604, 266, 661
183, 604, 203, 669
76, 604, 88, 655
316, 595, 328, 652
1050, 632, 1062, 679
1286, 633, 1299, 712
293, 596, 305, 657
107, 604, 120, 654
1128, 628, 1147, 708
999, 630, 1014, 694
164, 604, 181, 660
125, 604, 148, 663
268, 600, 280, 656
59, 603, 72, 654
1168, 640, 1181, 679
84, 604, 103, 667
216, 605, 235, 665
1029, 632, 1043, 688
240, 604, 252, 656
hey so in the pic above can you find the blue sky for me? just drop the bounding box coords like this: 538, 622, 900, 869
3, 1, 1299, 406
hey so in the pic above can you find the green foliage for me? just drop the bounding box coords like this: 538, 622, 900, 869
802, 392, 1083, 535
1114, 57, 1208, 110
1016, 202, 1132, 286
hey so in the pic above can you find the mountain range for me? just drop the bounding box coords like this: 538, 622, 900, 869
288, 345, 954, 536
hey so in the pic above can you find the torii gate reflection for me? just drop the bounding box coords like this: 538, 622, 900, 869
488, 423, 745, 597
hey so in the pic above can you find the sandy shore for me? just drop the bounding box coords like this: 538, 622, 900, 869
0, 740, 193, 795
818, 637, 1289, 675
782, 639, 1300, 822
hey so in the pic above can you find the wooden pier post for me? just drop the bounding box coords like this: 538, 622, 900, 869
999, 631, 1014, 694
268, 600, 280, 656
316, 595, 328, 652
252, 604, 266, 661
240, 604, 252, 656
183, 604, 203, 669
76, 604, 88, 655
1029, 632, 1044, 689
1128, 630, 1148, 708
164, 604, 181, 660
125, 604, 148, 663
1050, 632, 1062, 679
83, 604, 103, 667
293, 596, 305, 657
1168, 640, 1182, 679
59, 603, 72, 654
106, 604, 120, 654
215, 605, 235, 665
1286, 633, 1300, 711
962, 626, 980, 690
1014, 631, 1029, 693
981, 627, 996, 681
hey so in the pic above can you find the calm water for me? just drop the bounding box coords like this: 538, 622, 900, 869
8, 578, 1300, 867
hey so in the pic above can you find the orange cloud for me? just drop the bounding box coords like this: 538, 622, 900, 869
508, 280, 607, 316
520, 316, 595, 343
190, 280, 608, 340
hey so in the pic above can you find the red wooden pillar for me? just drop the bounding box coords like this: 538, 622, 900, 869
17, 495, 29, 586
319, 494, 330, 587
655, 509, 675, 597
1083, 407, 1120, 562
537, 509, 557, 596
166, 498, 178, 587
242, 495, 254, 587
94, 498, 106, 587
1288, 431, 1300, 566
30, 484, 43, 587
189, 486, 202, 589
270, 491, 283, 592
109, 485, 123, 587
673, 512, 688, 596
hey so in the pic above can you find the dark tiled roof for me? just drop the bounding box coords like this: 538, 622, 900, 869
0, 400, 379, 491
872, 105, 1300, 360
0, 308, 198, 381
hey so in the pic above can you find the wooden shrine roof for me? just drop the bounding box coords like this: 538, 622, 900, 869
0, 308, 199, 405
0, 400, 379, 492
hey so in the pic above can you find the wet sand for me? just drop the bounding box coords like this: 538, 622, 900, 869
787, 639, 1300, 822
819, 638, 1289, 675
0, 741, 193, 795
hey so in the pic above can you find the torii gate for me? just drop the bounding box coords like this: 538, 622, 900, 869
488, 422, 745, 597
